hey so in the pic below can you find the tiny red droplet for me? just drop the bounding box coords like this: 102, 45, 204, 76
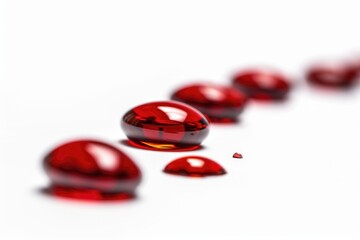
121, 101, 209, 151
306, 61, 358, 88
43, 139, 141, 201
164, 156, 226, 177
171, 83, 247, 123
232, 68, 291, 100
232, 152, 243, 158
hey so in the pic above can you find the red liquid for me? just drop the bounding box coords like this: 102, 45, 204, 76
43, 139, 141, 201
306, 61, 358, 88
163, 156, 226, 177
353, 58, 360, 74
232, 68, 291, 100
232, 152, 243, 158
121, 101, 209, 151
171, 83, 247, 123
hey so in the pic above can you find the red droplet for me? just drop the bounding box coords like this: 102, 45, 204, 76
353, 58, 360, 74
232, 68, 291, 100
163, 156, 226, 177
121, 101, 209, 151
170, 83, 247, 123
232, 152, 243, 158
306, 61, 358, 88
43, 139, 141, 201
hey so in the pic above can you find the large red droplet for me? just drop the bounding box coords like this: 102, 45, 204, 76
170, 83, 247, 123
43, 139, 141, 201
306, 61, 358, 88
121, 101, 209, 151
232, 68, 291, 100
163, 156, 226, 177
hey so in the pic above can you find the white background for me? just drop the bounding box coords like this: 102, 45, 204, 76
1, 1, 360, 239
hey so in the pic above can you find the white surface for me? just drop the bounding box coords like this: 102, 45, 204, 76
1, 1, 360, 239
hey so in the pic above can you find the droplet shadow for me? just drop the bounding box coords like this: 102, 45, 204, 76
37, 186, 139, 204
305, 82, 360, 96
248, 95, 292, 106
119, 140, 206, 152
208, 118, 242, 125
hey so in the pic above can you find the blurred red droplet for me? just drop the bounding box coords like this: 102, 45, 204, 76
43, 139, 141, 201
306, 61, 358, 88
232, 68, 291, 100
171, 83, 247, 123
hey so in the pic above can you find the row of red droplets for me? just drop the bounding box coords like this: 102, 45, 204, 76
172, 60, 360, 123
43, 56, 360, 201
121, 58, 360, 150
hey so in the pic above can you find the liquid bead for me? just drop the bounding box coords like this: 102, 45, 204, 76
232, 152, 243, 158
171, 83, 247, 123
306, 61, 358, 88
163, 156, 226, 177
43, 139, 141, 201
121, 101, 209, 151
232, 68, 291, 100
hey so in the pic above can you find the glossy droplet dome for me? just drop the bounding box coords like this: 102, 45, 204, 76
232, 68, 291, 100
121, 101, 210, 151
171, 83, 247, 123
163, 156, 226, 177
43, 139, 141, 200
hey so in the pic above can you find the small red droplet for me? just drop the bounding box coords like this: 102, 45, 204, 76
43, 139, 141, 201
171, 83, 247, 123
121, 101, 210, 151
232, 152, 243, 158
163, 156, 226, 177
306, 61, 358, 88
232, 68, 291, 100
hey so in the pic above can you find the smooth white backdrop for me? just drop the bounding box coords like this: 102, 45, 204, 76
1, 1, 360, 239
